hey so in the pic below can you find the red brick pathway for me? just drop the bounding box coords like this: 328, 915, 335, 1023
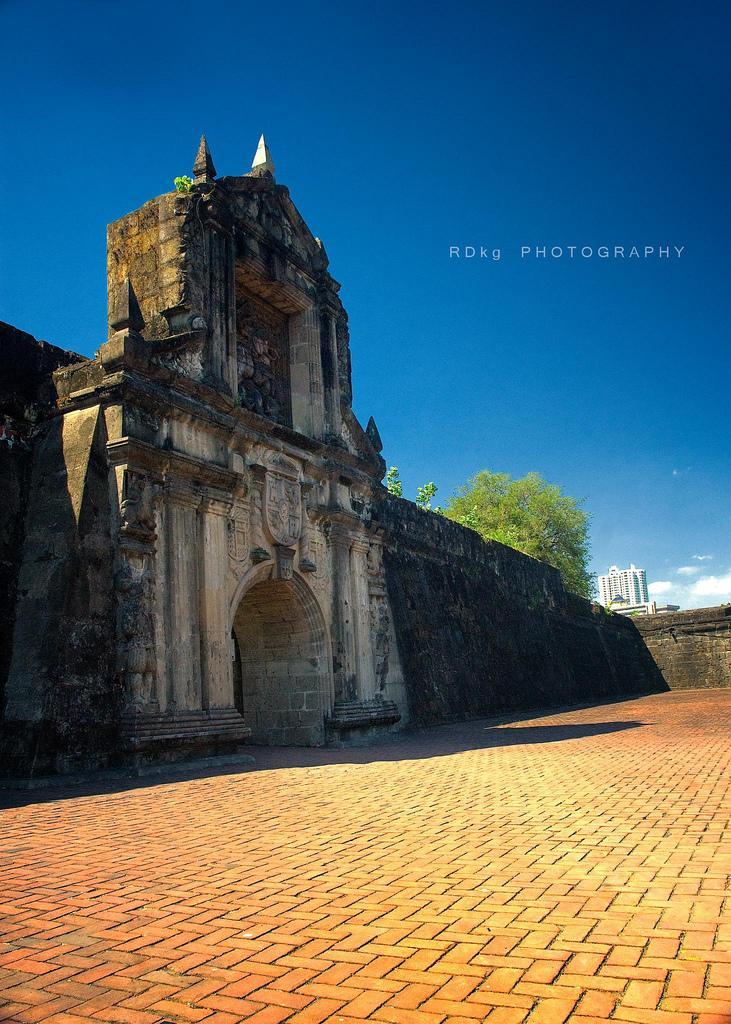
1, 689, 730, 1024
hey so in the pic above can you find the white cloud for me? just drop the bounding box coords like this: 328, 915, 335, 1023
689, 573, 731, 602
693, 554, 713, 561
648, 581, 673, 596
676, 566, 700, 576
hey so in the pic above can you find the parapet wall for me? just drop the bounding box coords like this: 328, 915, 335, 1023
634, 606, 731, 691
376, 494, 667, 723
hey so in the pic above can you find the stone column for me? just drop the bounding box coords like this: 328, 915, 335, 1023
198, 492, 234, 709
323, 312, 342, 439
164, 478, 203, 711
290, 305, 325, 439
350, 537, 377, 700
203, 218, 235, 394
328, 524, 357, 701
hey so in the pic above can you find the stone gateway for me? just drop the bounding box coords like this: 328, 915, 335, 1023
1, 136, 669, 776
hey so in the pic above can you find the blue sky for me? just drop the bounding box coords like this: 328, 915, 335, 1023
1, 0, 729, 607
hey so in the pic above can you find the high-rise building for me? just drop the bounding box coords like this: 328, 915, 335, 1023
598, 564, 649, 606
607, 597, 679, 617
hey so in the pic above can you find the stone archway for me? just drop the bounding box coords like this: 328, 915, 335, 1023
231, 573, 331, 745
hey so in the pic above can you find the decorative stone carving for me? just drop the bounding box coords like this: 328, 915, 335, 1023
248, 464, 271, 563
371, 599, 391, 695
367, 539, 386, 585
350, 487, 373, 520
306, 532, 329, 592
120, 470, 161, 538
115, 469, 163, 713
235, 291, 290, 424
366, 538, 391, 694
151, 341, 206, 381
116, 562, 157, 710
274, 545, 295, 581
228, 506, 249, 563
264, 462, 302, 547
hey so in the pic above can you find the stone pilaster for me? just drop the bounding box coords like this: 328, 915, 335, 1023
351, 537, 377, 700
290, 305, 325, 439
164, 478, 203, 711
327, 523, 357, 701
323, 312, 342, 440
115, 468, 163, 715
299, 481, 317, 573
367, 536, 393, 697
198, 491, 234, 709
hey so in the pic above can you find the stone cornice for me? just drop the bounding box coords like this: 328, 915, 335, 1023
58, 363, 377, 470
106, 437, 237, 491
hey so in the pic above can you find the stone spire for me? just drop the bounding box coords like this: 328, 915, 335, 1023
250, 133, 275, 176
109, 276, 144, 335
192, 134, 216, 183
366, 416, 383, 453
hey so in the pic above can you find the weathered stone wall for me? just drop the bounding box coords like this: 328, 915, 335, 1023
376, 494, 667, 723
0, 323, 83, 719
634, 607, 731, 690
1, 405, 118, 775
106, 193, 185, 340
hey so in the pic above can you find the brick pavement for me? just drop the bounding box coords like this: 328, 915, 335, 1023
1, 689, 730, 1024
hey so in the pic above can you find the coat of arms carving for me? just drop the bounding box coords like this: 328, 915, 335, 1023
228, 510, 249, 563
264, 468, 302, 547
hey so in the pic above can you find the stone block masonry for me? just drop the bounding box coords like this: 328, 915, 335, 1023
634, 605, 731, 690
376, 493, 667, 722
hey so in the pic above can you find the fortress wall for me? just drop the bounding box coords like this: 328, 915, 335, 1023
633, 607, 731, 691
0, 324, 84, 719
377, 494, 667, 724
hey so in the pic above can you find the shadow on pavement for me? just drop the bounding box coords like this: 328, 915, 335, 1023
0, 716, 649, 809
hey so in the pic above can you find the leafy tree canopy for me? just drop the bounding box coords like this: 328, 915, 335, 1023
444, 470, 593, 598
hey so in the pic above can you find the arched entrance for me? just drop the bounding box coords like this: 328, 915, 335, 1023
231, 573, 331, 745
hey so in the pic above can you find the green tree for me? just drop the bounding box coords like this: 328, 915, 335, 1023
385, 466, 403, 497
445, 470, 594, 598
415, 481, 443, 515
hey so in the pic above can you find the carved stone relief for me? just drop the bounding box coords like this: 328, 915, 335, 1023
264, 469, 302, 547
305, 532, 329, 592
371, 600, 391, 694
249, 468, 271, 563
367, 539, 391, 695
116, 561, 157, 709
120, 470, 160, 538
235, 288, 291, 425
116, 469, 162, 712
227, 506, 249, 564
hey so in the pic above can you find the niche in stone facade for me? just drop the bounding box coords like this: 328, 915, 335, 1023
234, 283, 292, 427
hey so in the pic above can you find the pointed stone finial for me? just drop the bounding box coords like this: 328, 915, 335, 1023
366, 416, 383, 453
109, 276, 144, 335
192, 134, 216, 183
250, 133, 275, 176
